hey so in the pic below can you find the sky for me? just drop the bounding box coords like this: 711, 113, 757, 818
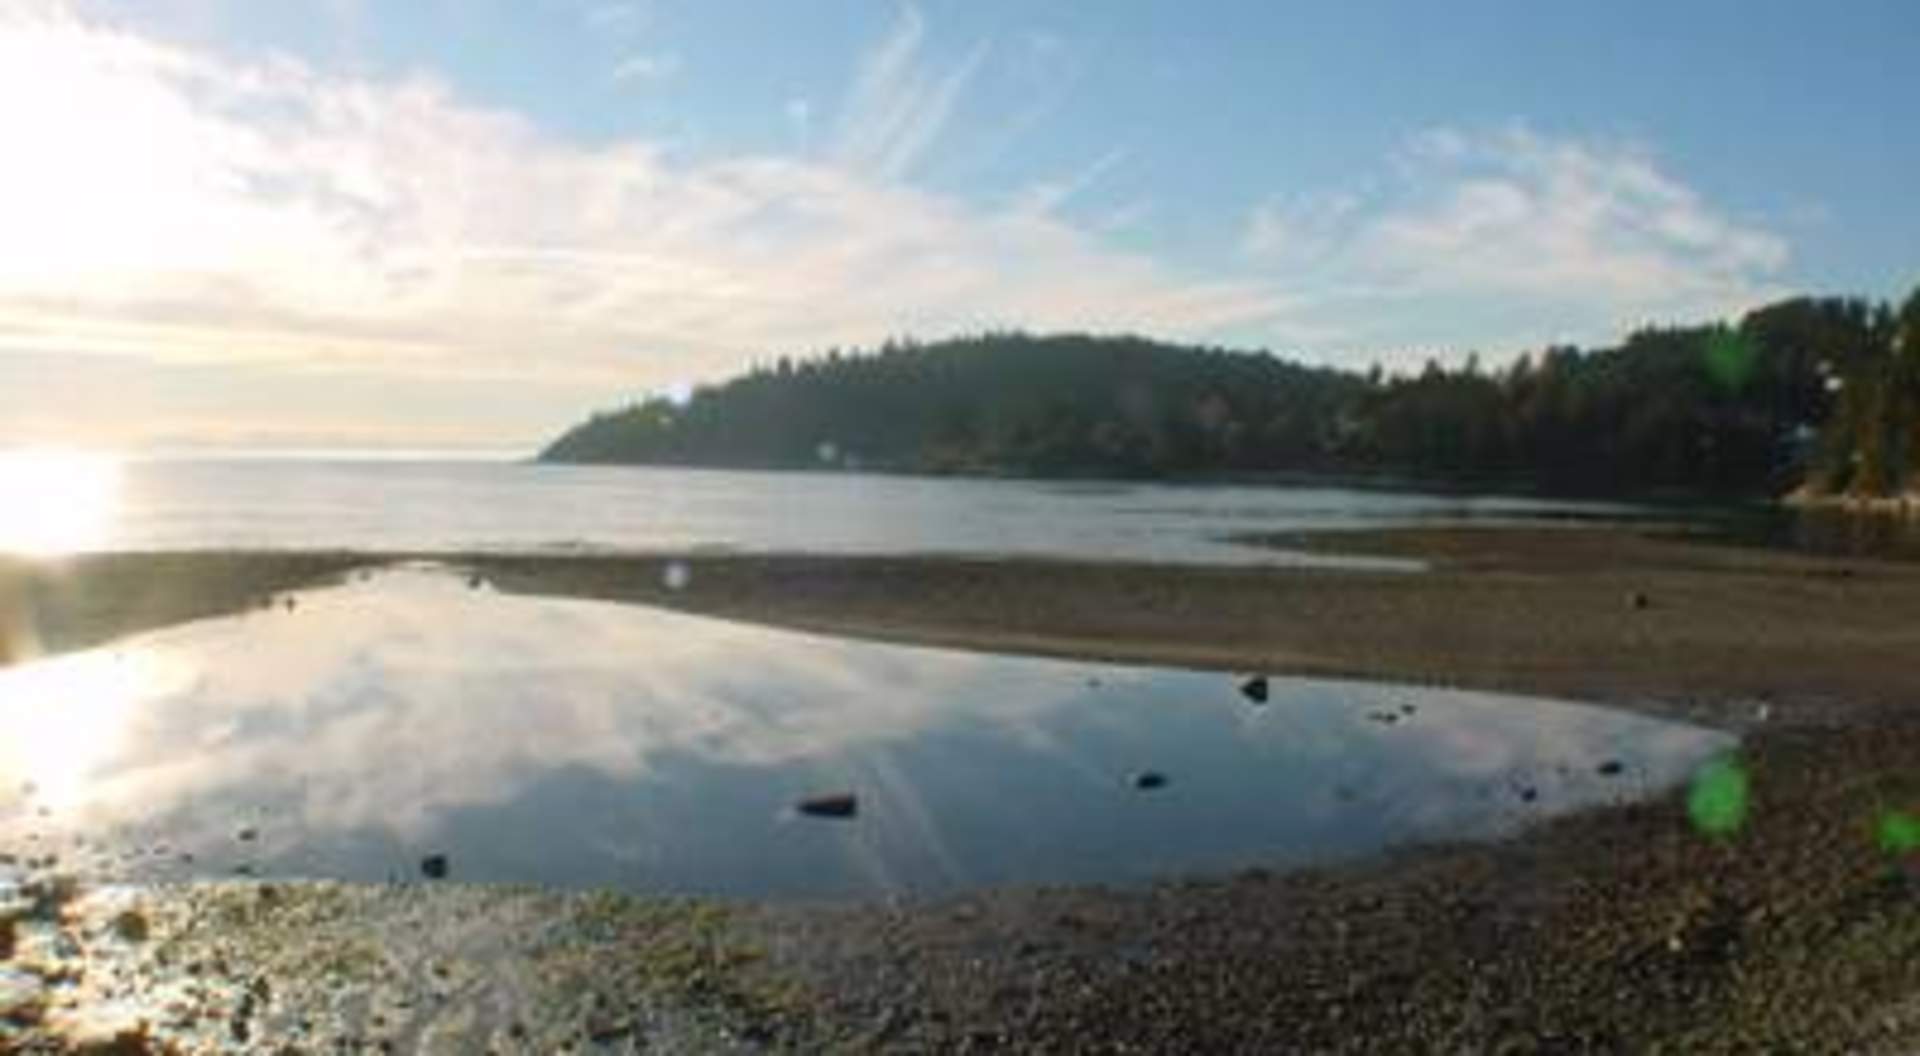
0, 0, 1914, 451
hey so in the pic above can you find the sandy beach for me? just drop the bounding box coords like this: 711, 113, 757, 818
4, 525, 1920, 1051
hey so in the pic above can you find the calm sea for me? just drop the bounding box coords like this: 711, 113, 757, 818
47, 456, 1635, 565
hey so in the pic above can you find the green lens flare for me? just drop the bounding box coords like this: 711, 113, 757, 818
1878, 810, 1920, 855
1687, 756, 1750, 837
1704, 330, 1757, 392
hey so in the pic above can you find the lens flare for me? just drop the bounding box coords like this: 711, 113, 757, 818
1878, 810, 1920, 855
1687, 755, 1750, 838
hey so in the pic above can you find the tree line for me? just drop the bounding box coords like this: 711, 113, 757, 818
541, 286, 1920, 499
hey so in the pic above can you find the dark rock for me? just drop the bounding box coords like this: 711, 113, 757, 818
1628, 591, 1650, 610
235, 826, 257, 842
798, 793, 858, 819
1596, 760, 1626, 777
1132, 771, 1168, 791
1519, 786, 1539, 803
466, 574, 484, 590
111, 909, 149, 943
420, 853, 450, 879
1239, 676, 1269, 704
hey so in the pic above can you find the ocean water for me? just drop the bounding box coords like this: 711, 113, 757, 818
0, 564, 1732, 898
31, 455, 1633, 565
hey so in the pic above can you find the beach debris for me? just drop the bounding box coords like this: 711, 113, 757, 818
110, 908, 149, 943
420, 853, 450, 879
797, 792, 858, 819
1131, 771, 1168, 791
662, 560, 692, 592
282, 596, 298, 612
1627, 591, 1651, 610
1239, 676, 1269, 704
1596, 759, 1625, 777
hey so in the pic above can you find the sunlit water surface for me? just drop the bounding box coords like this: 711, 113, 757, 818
0, 565, 1732, 898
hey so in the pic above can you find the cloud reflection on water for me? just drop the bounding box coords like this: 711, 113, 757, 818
0, 565, 1733, 897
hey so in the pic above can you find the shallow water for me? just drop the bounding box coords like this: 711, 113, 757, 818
0, 565, 1733, 899
63, 456, 1636, 565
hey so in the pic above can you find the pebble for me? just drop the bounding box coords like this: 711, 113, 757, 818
798, 793, 859, 819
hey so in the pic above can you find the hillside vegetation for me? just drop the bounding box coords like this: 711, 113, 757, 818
544, 287, 1920, 498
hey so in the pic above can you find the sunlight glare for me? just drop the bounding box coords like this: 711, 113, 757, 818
0, 647, 179, 813
0, 449, 123, 555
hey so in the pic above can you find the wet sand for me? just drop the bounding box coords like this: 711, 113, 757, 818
5, 527, 1920, 1051
466, 525, 1920, 728
0, 551, 368, 665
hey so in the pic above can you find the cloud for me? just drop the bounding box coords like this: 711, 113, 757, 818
609, 51, 679, 83
0, 3, 1290, 423
0, 5, 1799, 447
582, 1, 647, 35
784, 96, 812, 147
1014, 147, 1128, 216
1242, 126, 1790, 357
830, 6, 989, 182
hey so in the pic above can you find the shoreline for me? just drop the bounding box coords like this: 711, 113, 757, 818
5, 526, 1920, 1049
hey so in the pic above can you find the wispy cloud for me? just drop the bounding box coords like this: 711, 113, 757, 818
610, 51, 679, 83
1241, 125, 1790, 358
1014, 147, 1129, 216
582, 1, 648, 35
784, 96, 813, 150
0, 4, 1288, 412
830, 6, 989, 182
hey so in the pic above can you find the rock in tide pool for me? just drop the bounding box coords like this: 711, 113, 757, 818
1131, 771, 1168, 791
1239, 676, 1269, 704
421, 854, 450, 879
797, 793, 858, 819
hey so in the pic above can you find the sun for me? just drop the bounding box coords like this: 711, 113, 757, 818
0, 448, 124, 556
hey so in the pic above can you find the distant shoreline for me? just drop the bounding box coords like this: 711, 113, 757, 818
537, 452, 1781, 507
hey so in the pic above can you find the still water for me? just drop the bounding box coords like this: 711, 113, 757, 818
16, 454, 1634, 565
0, 565, 1733, 898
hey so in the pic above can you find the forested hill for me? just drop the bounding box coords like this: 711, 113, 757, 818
541, 287, 1920, 498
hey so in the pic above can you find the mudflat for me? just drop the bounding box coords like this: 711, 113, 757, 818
4, 526, 1920, 1051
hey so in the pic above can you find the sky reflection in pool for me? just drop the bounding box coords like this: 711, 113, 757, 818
0, 565, 1733, 898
